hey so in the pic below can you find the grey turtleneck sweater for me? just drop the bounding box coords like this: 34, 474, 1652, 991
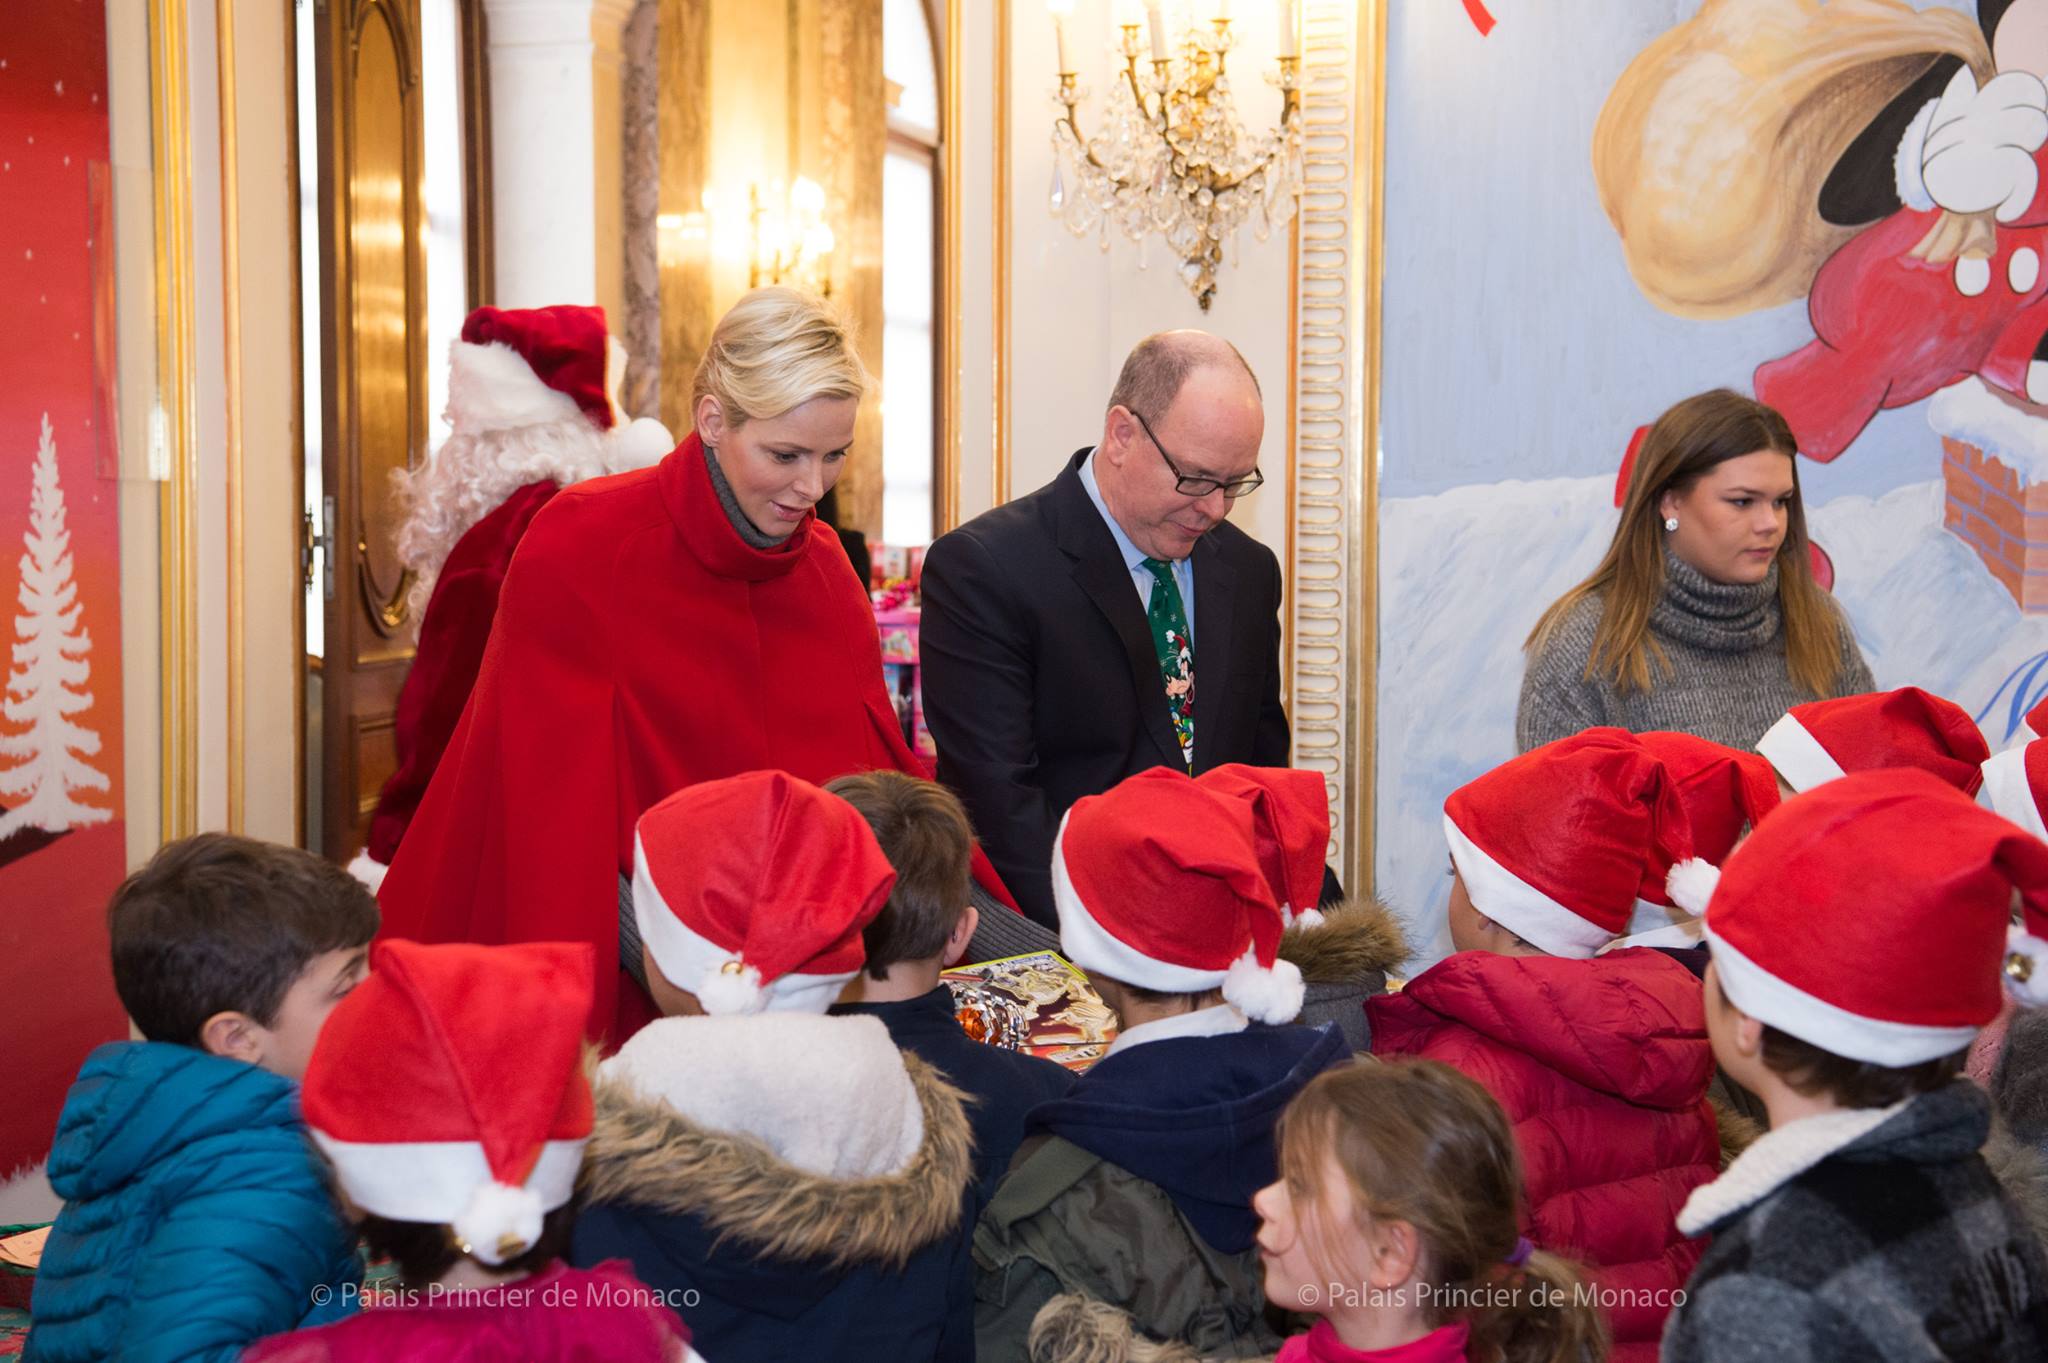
1514, 555, 1874, 753
702, 442, 783, 550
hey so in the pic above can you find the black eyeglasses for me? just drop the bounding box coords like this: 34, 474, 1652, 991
1129, 408, 1265, 499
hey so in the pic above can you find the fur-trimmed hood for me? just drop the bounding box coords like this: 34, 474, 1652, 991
1277, 895, 1408, 983
577, 1015, 973, 1271
1025, 1294, 1209, 1363
1984, 1118, 2048, 1250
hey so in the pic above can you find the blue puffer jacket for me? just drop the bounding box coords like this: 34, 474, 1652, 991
24, 1041, 362, 1363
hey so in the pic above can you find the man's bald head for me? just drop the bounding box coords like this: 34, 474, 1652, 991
1107, 330, 1262, 422
1094, 330, 1264, 561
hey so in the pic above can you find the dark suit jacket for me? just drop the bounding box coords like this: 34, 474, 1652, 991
920, 448, 1292, 925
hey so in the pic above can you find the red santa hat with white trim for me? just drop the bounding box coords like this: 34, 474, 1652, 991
1704, 768, 2048, 1059
632, 769, 898, 1016
1195, 764, 1332, 928
1054, 766, 1304, 1024
1755, 686, 1990, 796
449, 303, 674, 465
1628, 731, 1780, 918
1445, 728, 1716, 958
301, 939, 596, 1266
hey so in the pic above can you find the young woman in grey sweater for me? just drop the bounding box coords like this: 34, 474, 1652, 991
1518, 389, 1873, 753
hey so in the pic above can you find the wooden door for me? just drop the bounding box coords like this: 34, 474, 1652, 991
312, 0, 428, 861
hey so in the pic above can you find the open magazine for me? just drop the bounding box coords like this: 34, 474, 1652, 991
940, 950, 1119, 1073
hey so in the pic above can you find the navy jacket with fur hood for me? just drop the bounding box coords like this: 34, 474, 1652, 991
571, 1012, 976, 1363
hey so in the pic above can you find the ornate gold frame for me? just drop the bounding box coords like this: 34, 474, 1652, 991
150, 0, 200, 841
1287, 0, 1381, 894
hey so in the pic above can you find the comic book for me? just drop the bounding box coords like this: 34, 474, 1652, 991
941, 950, 1118, 1073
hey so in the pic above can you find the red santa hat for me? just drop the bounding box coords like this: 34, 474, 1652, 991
451, 304, 617, 433
1195, 764, 1332, 927
1630, 731, 1781, 910
632, 770, 897, 1016
1053, 767, 1304, 1024
1983, 738, 2048, 844
301, 939, 595, 1266
1755, 686, 1990, 796
1704, 768, 2048, 1059
1446, 728, 1716, 959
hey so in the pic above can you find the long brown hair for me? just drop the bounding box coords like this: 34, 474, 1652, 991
1525, 389, 1841, 696
1276, 1059, 1608, 1363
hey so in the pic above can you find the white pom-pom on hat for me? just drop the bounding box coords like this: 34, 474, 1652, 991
696, 960, 769, 1016
453, 1180, 545, 1267
2008, 925, 2048, 1007
1289, 906, 1328, 930
611, 416, 677, 471
1665, 857, 1721, 917
1222, 946, 1306, 1025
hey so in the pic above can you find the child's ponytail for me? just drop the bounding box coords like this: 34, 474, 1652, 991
1467, 1248, 1609, 1363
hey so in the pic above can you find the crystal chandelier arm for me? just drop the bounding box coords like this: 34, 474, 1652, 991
1055, 69, 1147, 190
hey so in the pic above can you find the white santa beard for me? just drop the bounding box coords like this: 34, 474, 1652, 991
393, 416, 612, 618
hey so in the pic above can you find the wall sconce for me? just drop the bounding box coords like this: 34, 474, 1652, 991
750, 178, 837, 297
657, 179, 837, 299
1047, 0, 1303, 310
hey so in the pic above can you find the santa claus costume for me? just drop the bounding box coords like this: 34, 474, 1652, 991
351, 304, 673, 889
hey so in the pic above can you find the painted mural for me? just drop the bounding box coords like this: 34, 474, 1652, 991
0, 1, 130, 1180
1377, 0, 2048, 964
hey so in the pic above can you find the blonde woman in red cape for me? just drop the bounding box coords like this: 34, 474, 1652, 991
376, 288, 1012, 1043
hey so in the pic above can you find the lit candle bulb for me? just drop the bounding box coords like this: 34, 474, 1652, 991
1277, 0, 1297, 57
1048, 0, 1076, 73
1145, 0, 1168, 60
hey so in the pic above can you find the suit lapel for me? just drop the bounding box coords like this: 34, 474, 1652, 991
1191, 534, 1236, 772
1051, 452, 1186, 770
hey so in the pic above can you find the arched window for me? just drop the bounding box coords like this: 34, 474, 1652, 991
882, 0, 940, 545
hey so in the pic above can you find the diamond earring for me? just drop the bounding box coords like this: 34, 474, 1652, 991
1663, 516, 1678, 532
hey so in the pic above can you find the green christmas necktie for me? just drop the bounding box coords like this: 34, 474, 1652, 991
1140, 557, 1195, 769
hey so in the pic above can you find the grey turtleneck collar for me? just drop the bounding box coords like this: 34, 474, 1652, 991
1651, 552, 1781, 653
702, 443, 783, 550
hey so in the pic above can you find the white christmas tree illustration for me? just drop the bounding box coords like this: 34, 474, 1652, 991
0, 414, 111, 837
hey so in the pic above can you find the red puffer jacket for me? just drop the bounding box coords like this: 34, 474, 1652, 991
1367, 948, 1718, 1363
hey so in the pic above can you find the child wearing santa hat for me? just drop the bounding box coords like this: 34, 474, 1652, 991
571, 770, 977, 1363
242, 938, 701, 1363
1367, 729, 1724, 1363
1754, 685, 1990, 798
822, 769, 1077, 1217
1196, 762, 1410, 1050
1664, 769, 2048, 1363
972, 766, 1349, 1361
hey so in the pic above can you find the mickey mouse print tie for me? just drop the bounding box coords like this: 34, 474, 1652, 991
1140, 557, 1194, 770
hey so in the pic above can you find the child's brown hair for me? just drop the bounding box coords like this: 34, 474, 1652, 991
826, 770, 974, 978
1276, 1058, 1609, 1363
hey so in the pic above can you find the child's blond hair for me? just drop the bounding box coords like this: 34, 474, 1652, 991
1276, 1058, 1609, 1363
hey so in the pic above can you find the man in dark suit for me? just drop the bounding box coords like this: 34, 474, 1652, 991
921, 331, 1301, 927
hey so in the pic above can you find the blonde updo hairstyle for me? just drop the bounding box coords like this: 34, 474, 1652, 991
690, 286, 869, 436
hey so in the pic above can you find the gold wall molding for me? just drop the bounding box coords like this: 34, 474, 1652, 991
938, 0, 960, 531
217, 0, 245, 833
991, 0, 1009, 507
150, 0, 199, 842
1289, 0, 1380, 893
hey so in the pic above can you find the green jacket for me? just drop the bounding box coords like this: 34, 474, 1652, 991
972, 1133, 1291, 1362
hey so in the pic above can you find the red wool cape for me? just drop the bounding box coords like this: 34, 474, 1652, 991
376, 432, 1007, 1041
